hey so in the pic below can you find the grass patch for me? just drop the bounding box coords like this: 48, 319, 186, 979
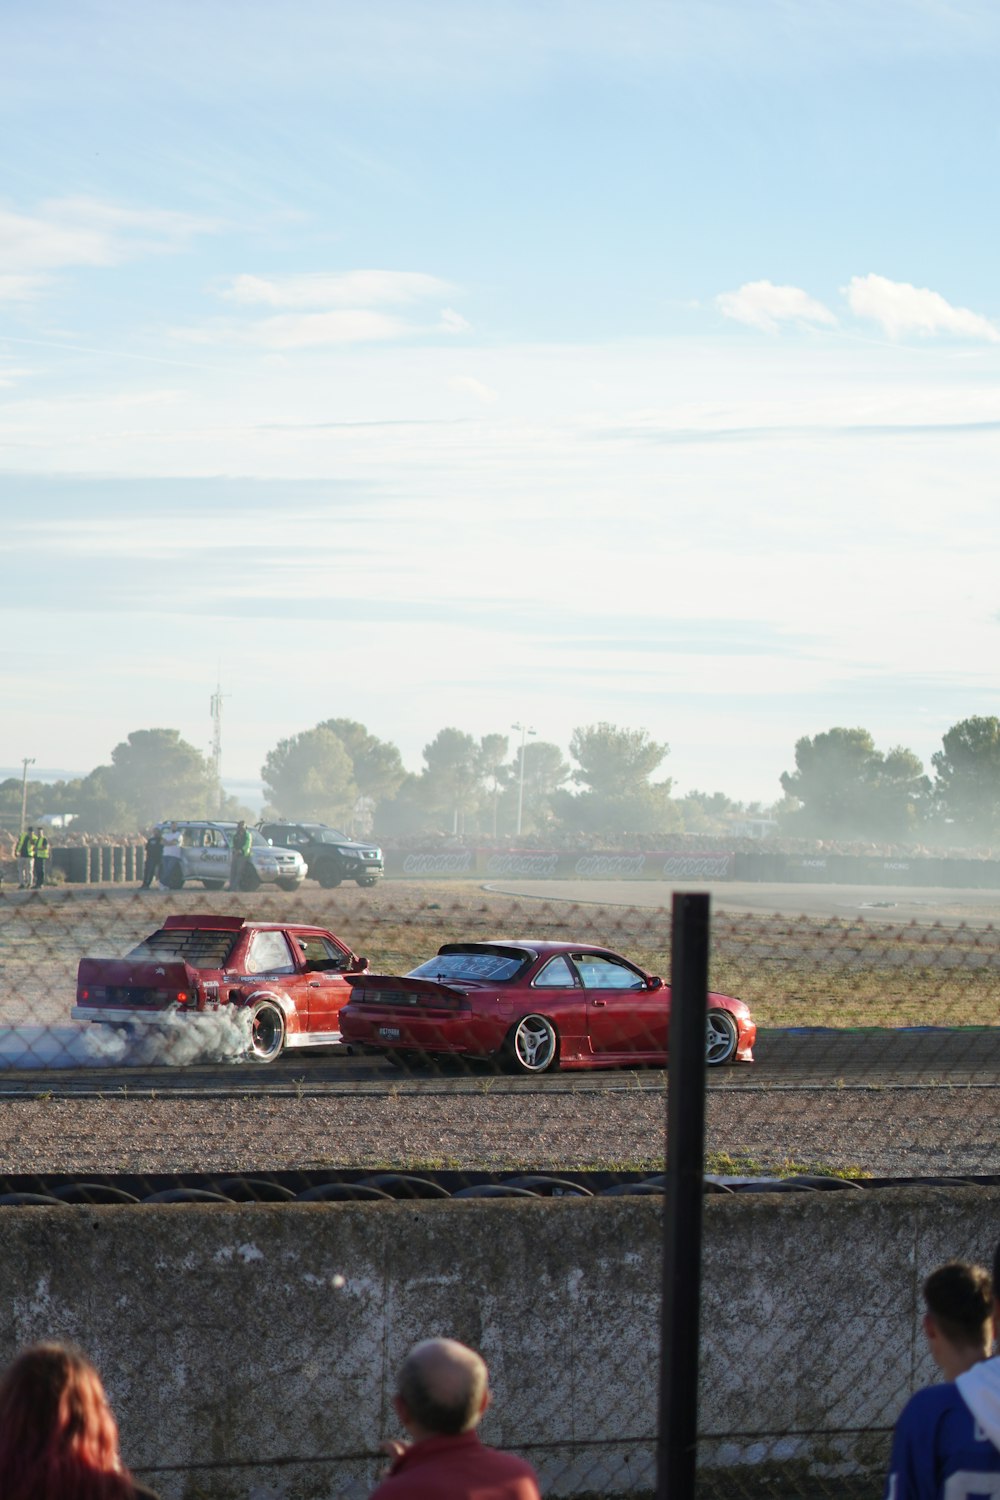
706, 1151, 871, 1181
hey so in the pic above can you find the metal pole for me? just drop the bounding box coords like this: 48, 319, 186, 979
19, 758, 35, 834
511, 722, 535, 837
657, 891, 710, 1500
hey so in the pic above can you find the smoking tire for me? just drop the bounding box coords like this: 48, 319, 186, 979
248, 1001, 286, 1063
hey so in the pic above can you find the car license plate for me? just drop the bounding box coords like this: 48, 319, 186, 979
379, 1026, 401, 1040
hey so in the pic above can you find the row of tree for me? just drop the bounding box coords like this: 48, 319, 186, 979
5, 716, 1000, 845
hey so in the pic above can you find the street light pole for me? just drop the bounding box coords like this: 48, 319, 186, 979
511, 723, 536, 837
19, 757, 35, 834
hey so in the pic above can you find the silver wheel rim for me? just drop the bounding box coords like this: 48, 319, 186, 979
513, 1016, 556, 1072
251, 1006, 284, 1061
706, 1012, 737, 1065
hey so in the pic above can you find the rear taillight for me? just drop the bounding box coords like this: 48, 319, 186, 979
80, 988, 89, 1001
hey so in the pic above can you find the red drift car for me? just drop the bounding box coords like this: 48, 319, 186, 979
73, 914, 368, 1062
340, 940, 755, 1074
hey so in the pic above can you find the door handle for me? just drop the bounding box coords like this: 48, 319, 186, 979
591, 999, 607, 1007
309, 980, 321, 988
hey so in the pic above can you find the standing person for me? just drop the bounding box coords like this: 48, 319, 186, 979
15, 827, 36, 889
0, 1340, 159, 1499
32, 829, 50, 888
158, 823, 182, 889
885, 1255, 999, 1500
370, 1337, 541, 1500
228, 820, 253, 891
140, 827, 163, 889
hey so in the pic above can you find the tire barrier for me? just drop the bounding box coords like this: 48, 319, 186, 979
0, 1169, 990, 1206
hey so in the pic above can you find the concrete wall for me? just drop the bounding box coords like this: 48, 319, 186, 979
1, 1187, 997, 1499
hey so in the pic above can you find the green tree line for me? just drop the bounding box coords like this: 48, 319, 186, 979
6, 715, 1000, 846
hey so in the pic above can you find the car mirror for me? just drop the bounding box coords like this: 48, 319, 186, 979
352, 955, 370, 973
647, 975, 664, 991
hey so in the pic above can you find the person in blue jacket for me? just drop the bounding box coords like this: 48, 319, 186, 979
885, 1250, 999, 1500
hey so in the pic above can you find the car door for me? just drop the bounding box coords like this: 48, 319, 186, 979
181, 826, 211, 882
290, 931, 354, 1037
243, 928, 306, 1025
574, 952, 667, 1060
201, 828, 231, 882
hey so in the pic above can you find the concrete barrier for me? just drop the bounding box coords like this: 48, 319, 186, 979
1, 1186, 997, 1498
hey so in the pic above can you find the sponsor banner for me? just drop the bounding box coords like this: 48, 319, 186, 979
387, 848, 737, 880
575, 854, 647, 878
485, 853, 560, 878
398, 851, 474, 876
659, 853, 734, 880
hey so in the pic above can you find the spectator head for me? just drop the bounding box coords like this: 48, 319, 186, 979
922, 1261, 993, 1379
0, 1341, 134, 1499
394, 1338, 490, 1438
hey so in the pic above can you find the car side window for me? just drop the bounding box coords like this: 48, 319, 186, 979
533, 955, 577, 988
245, 930, 296, 975
573, 955, 645, 990
297, 935, 345, 967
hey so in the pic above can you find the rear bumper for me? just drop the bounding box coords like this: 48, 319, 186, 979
72, 1004, 183, 1026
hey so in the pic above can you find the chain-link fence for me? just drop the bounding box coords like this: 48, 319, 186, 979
0, 877, 997, 1498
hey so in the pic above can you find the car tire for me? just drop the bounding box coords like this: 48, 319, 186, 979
505, 1014, 558, 1074
238, 865, 261, 892
706, 1009, 739, 1066
248, 1001, 286, 1063
202, 879, 225, 890
276, 878, 300, 891
357, 877, 378, 888
316, 862, 343, 889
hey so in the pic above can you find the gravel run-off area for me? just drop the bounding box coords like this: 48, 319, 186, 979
0, 1084, 994, 1180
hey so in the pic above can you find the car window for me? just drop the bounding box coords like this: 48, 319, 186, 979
572, 955, 646, 990
296, 934, 345, 965
126, 929, 237, 969
533, 955, 577, 988
409, 951, 525, 982
179, 827, 203, 847
245, 930, 296, 975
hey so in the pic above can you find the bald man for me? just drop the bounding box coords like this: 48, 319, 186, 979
371, 1337, 541, 1500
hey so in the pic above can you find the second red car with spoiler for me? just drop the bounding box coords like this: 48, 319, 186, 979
339, 939, 755, 1074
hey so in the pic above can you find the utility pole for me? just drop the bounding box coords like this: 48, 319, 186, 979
209, 680, 228, 811
19, 757, 35, 834
511, 722, 536, 837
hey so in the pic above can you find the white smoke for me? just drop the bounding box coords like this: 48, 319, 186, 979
0, 1013, 254, 1070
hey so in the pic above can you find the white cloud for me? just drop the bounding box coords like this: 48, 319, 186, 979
218, 270, 454, 309
440, 307, 471, 333
0, 197, 216, 276
0, 273, 49, 301
845, 273, 1000, 342
716, 280, 836, 333
179, 309, 407, 348
449, 375, 497, 403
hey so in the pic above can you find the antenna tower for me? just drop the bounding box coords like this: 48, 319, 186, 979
210, 679, 228, 809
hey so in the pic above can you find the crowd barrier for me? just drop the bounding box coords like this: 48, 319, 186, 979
40, 843, 1000, 888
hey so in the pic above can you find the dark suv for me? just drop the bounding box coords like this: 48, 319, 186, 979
257, 822, 384, 889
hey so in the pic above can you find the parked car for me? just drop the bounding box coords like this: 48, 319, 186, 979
158, 821, 306, 891
340, 940, 756, 1073
257, 821, 383, 888
73, 913, 368, 1061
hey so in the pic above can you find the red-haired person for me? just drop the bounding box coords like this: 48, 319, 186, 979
0, 1342, 158, 1500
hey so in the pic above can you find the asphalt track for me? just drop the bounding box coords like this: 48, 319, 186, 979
485, 878, 1000, 927
3, 877, 997, 1094
0, 1025, 996, 1097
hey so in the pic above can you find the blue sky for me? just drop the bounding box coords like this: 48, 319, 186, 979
2, 0, 999, 806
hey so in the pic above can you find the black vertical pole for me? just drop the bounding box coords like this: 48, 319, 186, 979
656, 891, 710, 1500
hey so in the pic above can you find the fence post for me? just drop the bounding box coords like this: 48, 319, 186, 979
657, 891, 709, 1500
